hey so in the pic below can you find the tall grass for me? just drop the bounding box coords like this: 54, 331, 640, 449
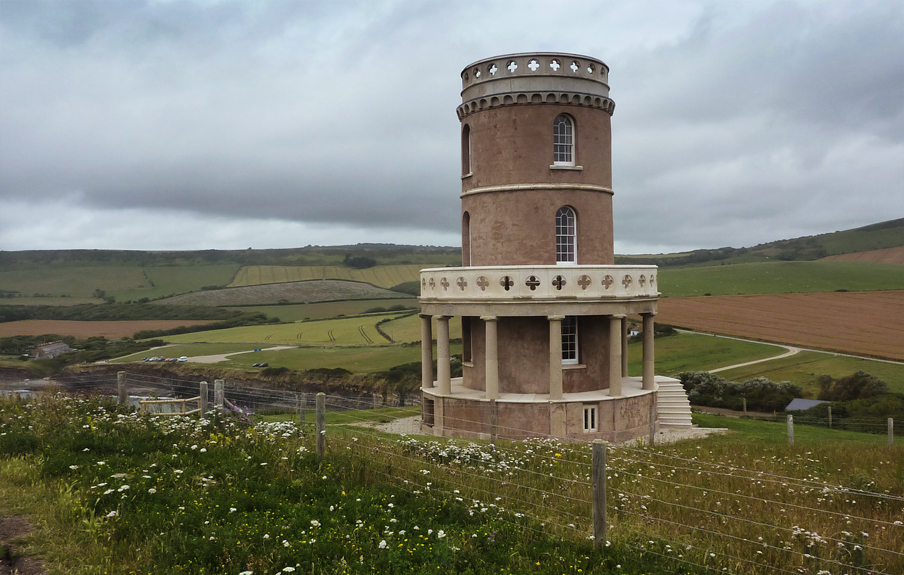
2, 390, 901, 574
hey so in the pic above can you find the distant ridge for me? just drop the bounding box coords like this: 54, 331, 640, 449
616, 217, 904, 268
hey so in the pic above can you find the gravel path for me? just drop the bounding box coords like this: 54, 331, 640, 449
357, 416, 727, 444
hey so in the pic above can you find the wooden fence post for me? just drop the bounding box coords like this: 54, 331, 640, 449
787, 414, 794, 445
316, 392, 326, 461
889, 418, 894, 447
199, 381, 208, 416
742, 397, 747, 415
592, 440, 607, 547
214, 379, 224, 409
490, 399, 498, 446
117, 371, 128, 407
828, 406, 832, 429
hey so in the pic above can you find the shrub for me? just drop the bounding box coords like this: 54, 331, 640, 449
817, 371, 888, 402
678, 371, 801, 412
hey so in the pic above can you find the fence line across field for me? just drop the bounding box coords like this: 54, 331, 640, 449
3, 371, 901, 574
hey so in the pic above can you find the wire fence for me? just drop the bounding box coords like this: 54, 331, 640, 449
2, 372, 902, 574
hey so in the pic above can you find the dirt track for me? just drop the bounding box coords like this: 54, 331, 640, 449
655, 290, 904, 361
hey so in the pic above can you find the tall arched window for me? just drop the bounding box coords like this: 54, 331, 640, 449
462, 211, 471, 266
461, 124, 471, 175
556, 206, 576, 264
553, 115, 574, 166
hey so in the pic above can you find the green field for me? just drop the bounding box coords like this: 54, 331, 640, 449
716, 350, 904, 395
0, 264, 240, 302
227, 299, 418, 321
158, 314, 461, 347
230, 264, 426, 289
659, 260, 904, 296
2, 296, 103, 306
693, 412, 897, 445
627, 332, 784, 377
220, 343, 462, 373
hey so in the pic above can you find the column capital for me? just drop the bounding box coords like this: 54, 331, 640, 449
433, 314, 451, 320
610, 314, 627, 319
480, 315, 498, 322
547, 315, 566, 321
641, 311, 658, 317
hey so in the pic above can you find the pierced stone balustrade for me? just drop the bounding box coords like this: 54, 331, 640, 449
419, 265, 658, 301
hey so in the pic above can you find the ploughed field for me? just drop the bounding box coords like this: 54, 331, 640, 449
820, 245, 904, 264
656, 290, 904, 361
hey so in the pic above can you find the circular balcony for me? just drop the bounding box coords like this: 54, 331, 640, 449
420, 265, 658, 301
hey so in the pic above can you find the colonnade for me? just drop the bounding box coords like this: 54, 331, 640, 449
420, 313, 657, 398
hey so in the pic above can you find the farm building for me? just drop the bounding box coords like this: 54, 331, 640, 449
418, 52, 692, 441
33, 341, 71, 359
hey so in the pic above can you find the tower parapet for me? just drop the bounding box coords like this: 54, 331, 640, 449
458, 53, 614, 120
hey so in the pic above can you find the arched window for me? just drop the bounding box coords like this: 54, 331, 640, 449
461, 124, 471, 175
556, 206, 576, 264
462, 211, 471, 266
553, 115, 574, 166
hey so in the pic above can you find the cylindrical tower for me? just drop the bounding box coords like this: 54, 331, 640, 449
419, 53, 666, 442
458, 53, 615, 266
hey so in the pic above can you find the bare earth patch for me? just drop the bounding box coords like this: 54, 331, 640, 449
0, 515, 46, 575
0, 320, 212, 338
820, 246, 904, 264
656, 290, 904, 361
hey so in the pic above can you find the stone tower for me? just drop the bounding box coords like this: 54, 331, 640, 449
419, 53, 668, 441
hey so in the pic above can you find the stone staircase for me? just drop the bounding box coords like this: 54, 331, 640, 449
656, 376, 693, 427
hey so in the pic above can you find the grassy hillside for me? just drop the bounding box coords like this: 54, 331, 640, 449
156, 280, 411, 307
715, 350, 904, 395
230, 264, 424, 289
158, 313, 460, 347
0, 264, 240, 302
659, 260, 904, 296
229, 299, 417, 321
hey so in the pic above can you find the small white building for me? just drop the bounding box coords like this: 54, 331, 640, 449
33, 341, 71, 359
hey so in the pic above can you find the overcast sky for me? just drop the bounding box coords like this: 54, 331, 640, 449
1, 0, 902, 254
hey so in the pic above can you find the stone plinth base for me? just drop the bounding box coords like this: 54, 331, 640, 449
421, 377, 659, 442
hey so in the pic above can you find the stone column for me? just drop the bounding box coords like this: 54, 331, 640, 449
548, 315, 564, 400
609, 315, 624, 397
435, 315, 451, 395
420, 315, 433, 389
642, 313, 656, 390
621, 316, 629, 377
482, 316, 499, 400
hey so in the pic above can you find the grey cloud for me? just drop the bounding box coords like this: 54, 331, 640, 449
0, 0, 901, 252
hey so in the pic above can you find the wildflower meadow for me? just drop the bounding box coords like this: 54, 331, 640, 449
1, 390, 902, 574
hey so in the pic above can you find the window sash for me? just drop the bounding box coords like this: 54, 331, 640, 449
556, 207, 576, 264
562, 316, 578, 364
553, 115, 574, 165
583, 405, 597, 432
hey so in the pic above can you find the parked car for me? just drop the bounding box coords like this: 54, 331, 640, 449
178, 356, 188, 362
